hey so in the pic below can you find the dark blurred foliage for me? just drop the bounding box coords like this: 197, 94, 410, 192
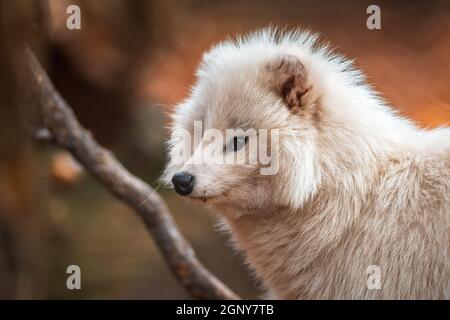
0, 0, 448, 299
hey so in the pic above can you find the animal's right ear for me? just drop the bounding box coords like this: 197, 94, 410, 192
265, 54, 309, 112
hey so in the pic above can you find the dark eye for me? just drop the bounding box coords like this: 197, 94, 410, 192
233, 136, 248, 152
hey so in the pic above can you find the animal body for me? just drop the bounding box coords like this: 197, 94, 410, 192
163, 29, 450, 299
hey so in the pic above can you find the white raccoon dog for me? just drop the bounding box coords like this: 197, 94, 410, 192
162, 29, 450, 299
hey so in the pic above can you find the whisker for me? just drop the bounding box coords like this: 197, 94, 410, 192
137, 196, 152, 207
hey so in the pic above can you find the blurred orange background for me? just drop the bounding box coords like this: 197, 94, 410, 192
0, 0, 448, 299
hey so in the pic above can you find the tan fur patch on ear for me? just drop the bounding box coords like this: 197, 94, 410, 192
266, 55, 309, 111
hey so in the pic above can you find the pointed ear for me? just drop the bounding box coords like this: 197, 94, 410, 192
266, 54, 309, 111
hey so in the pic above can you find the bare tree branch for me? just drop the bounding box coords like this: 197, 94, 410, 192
26, 49, 240, 300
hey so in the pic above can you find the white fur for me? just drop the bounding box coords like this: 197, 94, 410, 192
163, 29, 450, 299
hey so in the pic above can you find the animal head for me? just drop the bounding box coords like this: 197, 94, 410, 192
162, 28, 385, 214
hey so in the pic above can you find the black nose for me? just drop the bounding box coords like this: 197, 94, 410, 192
171, 172, 195, 195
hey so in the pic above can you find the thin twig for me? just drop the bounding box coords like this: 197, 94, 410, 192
27, 49, 240, 300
